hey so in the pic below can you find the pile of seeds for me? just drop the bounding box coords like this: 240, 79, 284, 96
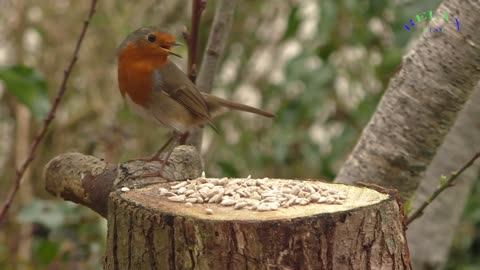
158, 174, 347, 213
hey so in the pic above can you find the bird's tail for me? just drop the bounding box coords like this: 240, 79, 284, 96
202, 93, 275, 118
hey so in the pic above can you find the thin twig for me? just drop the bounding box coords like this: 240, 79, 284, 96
407, 151, 480, 225
0, 0, 99, 224
187, 0, 206, 83
196, 0, 237, 94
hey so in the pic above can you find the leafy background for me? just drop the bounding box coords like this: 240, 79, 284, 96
0, 0, 478, 269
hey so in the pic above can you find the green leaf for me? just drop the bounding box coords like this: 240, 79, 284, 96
404, 190, 417, 215
317, 0, 337, 44
216, 160, 239, 177
439, 174, 448, 185
0, 65, 50, 120
34, 239, 60, 265
282, 6, 302, 40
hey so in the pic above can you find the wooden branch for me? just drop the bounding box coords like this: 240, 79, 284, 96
44, 146, 203, 218
189, 0, 238, 149
196, 0, 237, 94
187, 0, 207, 83
407, 151, 480, 225
334, 0, 480, 199
0, 0, 99, 224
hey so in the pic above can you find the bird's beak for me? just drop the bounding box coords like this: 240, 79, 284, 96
165, 41, 183, 57
167, 49, 182, 58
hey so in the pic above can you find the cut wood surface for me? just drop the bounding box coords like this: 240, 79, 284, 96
118, 180, 385, 220
104, 179, 411, 270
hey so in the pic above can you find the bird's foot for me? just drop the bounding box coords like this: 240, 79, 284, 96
124, 156, 172, 165
136, 169, 173, 181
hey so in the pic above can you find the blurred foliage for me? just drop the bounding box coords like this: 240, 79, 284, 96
0, 65, 50, 120
447, 176, 480, 270
0, 0, 478, 269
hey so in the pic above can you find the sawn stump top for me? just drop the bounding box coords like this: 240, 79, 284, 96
118, 178, 389, 221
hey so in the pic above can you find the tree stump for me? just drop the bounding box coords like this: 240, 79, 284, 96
44, 147, 411, 270
104, 181, 410, 270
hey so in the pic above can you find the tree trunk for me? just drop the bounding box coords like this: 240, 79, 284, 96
103, 182, 410, 270
334, 0, 480, 199
407, 84, 480, 269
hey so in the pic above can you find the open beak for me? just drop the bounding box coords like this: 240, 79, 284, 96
163, 41, 183, 57
167, 49, 182, 58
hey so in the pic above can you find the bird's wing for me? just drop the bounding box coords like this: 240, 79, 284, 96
152, 62, 211, 121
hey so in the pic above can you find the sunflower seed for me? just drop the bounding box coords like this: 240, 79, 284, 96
158, 188, 169, 195
168, 195, 186, 202
310, 193, 321, 202
171, 182, 188, 189
186, 197, 198, 203
208, 193, 223, 203
220, 198, 236, 206
257, 203, 271, 212
234, 201, 248, 210
159, 178, 347, 211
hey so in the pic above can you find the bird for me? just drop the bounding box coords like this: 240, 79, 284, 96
117, 26, 275, 177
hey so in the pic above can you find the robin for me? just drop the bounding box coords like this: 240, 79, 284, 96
117, 26, 275, 177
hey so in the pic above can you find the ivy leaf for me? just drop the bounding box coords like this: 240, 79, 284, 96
0, 65, 50, 121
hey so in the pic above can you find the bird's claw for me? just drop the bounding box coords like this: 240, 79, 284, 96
124, 156, 172, 166
136, 170, 173, 181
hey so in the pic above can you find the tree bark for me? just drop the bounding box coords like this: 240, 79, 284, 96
103, 181, 411, 270
334, 0, 480, 199
44, 145, 203, 217
196, 0, 236, 95
407, 84, 480, 269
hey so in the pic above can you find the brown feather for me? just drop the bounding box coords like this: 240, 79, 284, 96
202, 93, 275, 118
153, 62, 211, 122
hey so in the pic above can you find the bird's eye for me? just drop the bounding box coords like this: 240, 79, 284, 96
147, 34, 156, 42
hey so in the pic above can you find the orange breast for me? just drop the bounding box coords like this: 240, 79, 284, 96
117, 45, 168, 107
118, 60, 153, 107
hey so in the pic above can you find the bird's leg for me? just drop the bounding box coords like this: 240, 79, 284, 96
146, 135, 174, 163
149, 130, 188, 164
157, 136, 180, 177
178, 131, 190, 145
137, 132, 184, 180
124, 134, 174, 164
